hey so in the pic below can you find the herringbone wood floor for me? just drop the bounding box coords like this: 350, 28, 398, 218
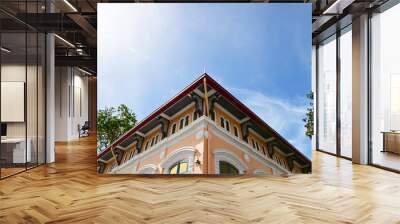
1, 135, 400, 224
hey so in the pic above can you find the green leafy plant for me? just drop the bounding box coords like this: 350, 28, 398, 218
303, 91, 314, 139
97, 104, 137, 153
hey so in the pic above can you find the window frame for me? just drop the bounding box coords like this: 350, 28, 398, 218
234, 126, 239, 137
225, 119, 230, 132
315, 23, 354, 161
185, 115, 189, 126
171, 123, 177, 135
218, 160, 239, 175
179, 117, 184, 130
168, 160, 189, 174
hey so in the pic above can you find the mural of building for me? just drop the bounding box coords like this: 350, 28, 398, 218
97, 74, 311, 175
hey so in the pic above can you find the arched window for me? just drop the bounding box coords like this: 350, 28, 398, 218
171, 123, 177, 135
169, 160, 189, 174
251, 139, 256, 149
193, 111, 198, 121
185, 115, 189, 126
160, 147, 195, 174
155, 134, 159, 144
225, 120, 230, 132
261, 145, 266, 155
219, 161, 239, 175
219, 116, 232, 133
210, 110, 215, 121
179, 118, 185, 129
213, 149, 247, 174
234, 126, 239, 137
220, 117, 225, 128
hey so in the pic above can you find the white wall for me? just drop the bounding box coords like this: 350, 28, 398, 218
55, 67, 89, 141
1, 65, 40, 138
1, 62, 46, 164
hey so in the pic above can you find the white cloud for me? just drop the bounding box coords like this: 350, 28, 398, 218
231, 88, 311, 157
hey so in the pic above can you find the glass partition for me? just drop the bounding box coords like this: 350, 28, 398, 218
317, 35, 337, 154
371, 3, 400, 171
339, 26, 352, 158
0, 2, 46, 179
1, 31, 28, 178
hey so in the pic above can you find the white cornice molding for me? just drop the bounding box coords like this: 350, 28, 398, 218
112, 117, 208, 173
208, 120, 289, 174
112, 116, 289, 174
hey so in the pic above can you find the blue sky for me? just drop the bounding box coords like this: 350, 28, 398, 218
98, 3, 312, 158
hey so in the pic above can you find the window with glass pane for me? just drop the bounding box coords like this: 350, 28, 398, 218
340, 27, 352, 158
1, 30, 28, 178
171, 123, 176, 134
219, 161, 239, 175
371, 4, 400, 171
179, 118, 184, 129
185, 115, 189, 126
0, 1, 46, 179
317, 35, 337, 154
220, 117, 225, 128
169, 160, 189, 174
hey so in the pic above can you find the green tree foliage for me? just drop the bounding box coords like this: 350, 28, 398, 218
303, 91, 314, 139
97, 104, 136, 153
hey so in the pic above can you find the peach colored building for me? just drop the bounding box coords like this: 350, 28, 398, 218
97, 74, 311, 175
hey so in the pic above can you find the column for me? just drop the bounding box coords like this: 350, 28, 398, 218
352, 14, 369, 164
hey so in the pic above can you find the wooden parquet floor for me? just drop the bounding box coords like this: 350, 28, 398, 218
1, 135, 400, 224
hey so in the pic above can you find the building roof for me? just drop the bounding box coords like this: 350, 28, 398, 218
98, 73, 311, 165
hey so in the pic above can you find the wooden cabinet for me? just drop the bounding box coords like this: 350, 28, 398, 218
382, 132, 400, 154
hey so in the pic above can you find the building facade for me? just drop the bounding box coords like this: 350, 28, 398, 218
97, 74, 311, 175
